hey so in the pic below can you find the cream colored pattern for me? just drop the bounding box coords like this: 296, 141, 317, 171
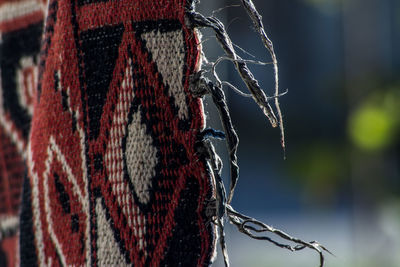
141, 30, 188, 119
125, 106, 157, 205
105, 61, 135, 227
96, 198, 129, 266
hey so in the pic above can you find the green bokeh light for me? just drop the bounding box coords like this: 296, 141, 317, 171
348, 105, 395, 151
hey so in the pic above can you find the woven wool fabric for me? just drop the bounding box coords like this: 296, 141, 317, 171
0, 0, 217, 266
0, 1, 45, 265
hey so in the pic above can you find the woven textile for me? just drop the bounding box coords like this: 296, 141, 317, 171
0, 1, 45, 266
1, 0, 216, 266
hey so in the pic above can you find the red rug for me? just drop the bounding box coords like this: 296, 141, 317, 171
1, 0, 216, 266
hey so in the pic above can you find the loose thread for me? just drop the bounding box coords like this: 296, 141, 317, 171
187, 2, 329, 266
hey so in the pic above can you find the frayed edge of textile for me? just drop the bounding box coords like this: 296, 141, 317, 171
185, 1, 331, 267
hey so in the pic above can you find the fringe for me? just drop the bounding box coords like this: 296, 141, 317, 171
187, 1, 331, 266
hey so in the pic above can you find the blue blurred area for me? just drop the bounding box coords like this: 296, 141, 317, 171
198, 0, 400, 266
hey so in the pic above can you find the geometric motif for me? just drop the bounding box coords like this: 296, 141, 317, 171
95, 198, 128, 266
0, 1, 45, 266
19, 0, 216, 266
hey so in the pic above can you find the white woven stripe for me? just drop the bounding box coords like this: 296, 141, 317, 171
77, 115, 91, 266
43, 138, 68, 267
66, 87, 92, 266
0, 0, 41, 23
126, 106, 157, 205
0, 85, 26, 158
95, 198, 128, 266
0, 215, 18, 230
132, 206, 147, 253
16, 56, 38, 116
105, 61, 135, 227
42, 136, 91, 266
141, 30, 188, 119
28, 143, 46, 267
104, 58, 153, 256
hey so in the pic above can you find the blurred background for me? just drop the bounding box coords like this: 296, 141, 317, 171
197, 0, 400, 266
